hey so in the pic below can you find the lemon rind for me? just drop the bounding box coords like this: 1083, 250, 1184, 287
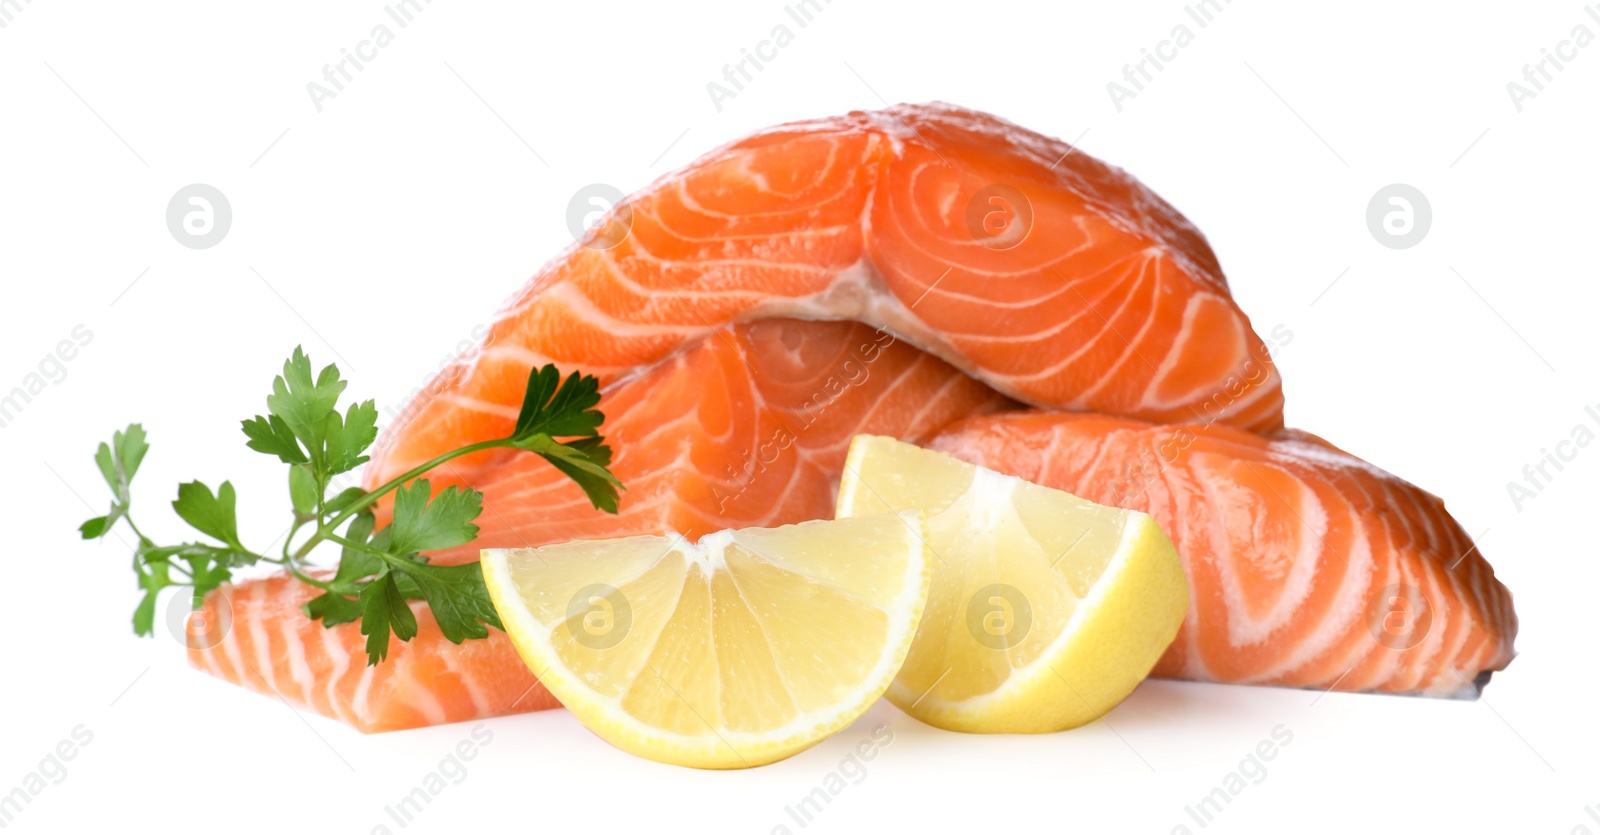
481, 512, 932, 768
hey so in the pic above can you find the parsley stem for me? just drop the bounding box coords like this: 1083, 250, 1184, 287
87, 356, 619, 665
284, 563, 335, 591
322, 532, 392, 559
124, 514, 151, 546
295, 437, 512, 563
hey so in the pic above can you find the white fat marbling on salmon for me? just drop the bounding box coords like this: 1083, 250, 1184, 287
363, 104, 1286, 497
927, 411, 1516, 697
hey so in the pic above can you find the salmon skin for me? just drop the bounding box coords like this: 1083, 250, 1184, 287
189, 320, 1013, 732
368, 102, 1284, 494
927, 412, 1516, 696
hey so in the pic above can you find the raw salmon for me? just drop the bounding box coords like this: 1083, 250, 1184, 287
387, 318, 1011, 562
368, 103, 1284, 493
187, 573, 560, 731
926, 412, 1517, 696
189, 320, 1012, 731
185, 104, 1510, 732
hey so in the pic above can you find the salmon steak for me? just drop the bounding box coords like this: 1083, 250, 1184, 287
184, 103, 1513, 731
190, 319, 1012, 731
368, 102, 1284, 493
928, 412, 1517, 696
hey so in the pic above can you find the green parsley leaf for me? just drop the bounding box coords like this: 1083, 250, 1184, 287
338, 513, 384, 577
79, 516, 110, 539
517, 434, 623, 513
512, 365, 605, 441
359, 572, 416, 664
385, 480, 483, 556
87, 424, 149, 536
240, 413, 308, 464
303, 590, 363, 627
132, 590, 160, 637
288, 466, 318, 517
172, 481, 243, 550
132, 548, 170, 637
389, 559, 504, 644
303, 591, 362, 627
324, 400, 379, 476
325, 486, 368, 515
502, 367, 622, 512
93, 444, 118, 494
185, 556, 232, 598
140, 541, 254, 569
304, 513, 380, 626
95, 423, 149, 496
565, 435, 615, 468
267, 347, 346, 471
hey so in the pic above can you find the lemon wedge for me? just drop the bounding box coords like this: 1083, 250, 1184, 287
481, 513, 931, 768
836, 435, 1188, 734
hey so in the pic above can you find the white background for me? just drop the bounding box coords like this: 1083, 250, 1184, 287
2, 1, 1595, 832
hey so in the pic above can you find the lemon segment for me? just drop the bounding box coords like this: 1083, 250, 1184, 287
836, 434, 1189, 734
481, 512, 931, 768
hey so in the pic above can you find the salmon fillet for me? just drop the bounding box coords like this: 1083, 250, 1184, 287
189, 320, 1013, 732
926, 412, 1517, 696
369, 102, 1284, 492
187, 104, 1510, 732
188, 572, 559, 731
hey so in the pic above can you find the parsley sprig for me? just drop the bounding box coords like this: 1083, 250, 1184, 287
80, 347, 622, 664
